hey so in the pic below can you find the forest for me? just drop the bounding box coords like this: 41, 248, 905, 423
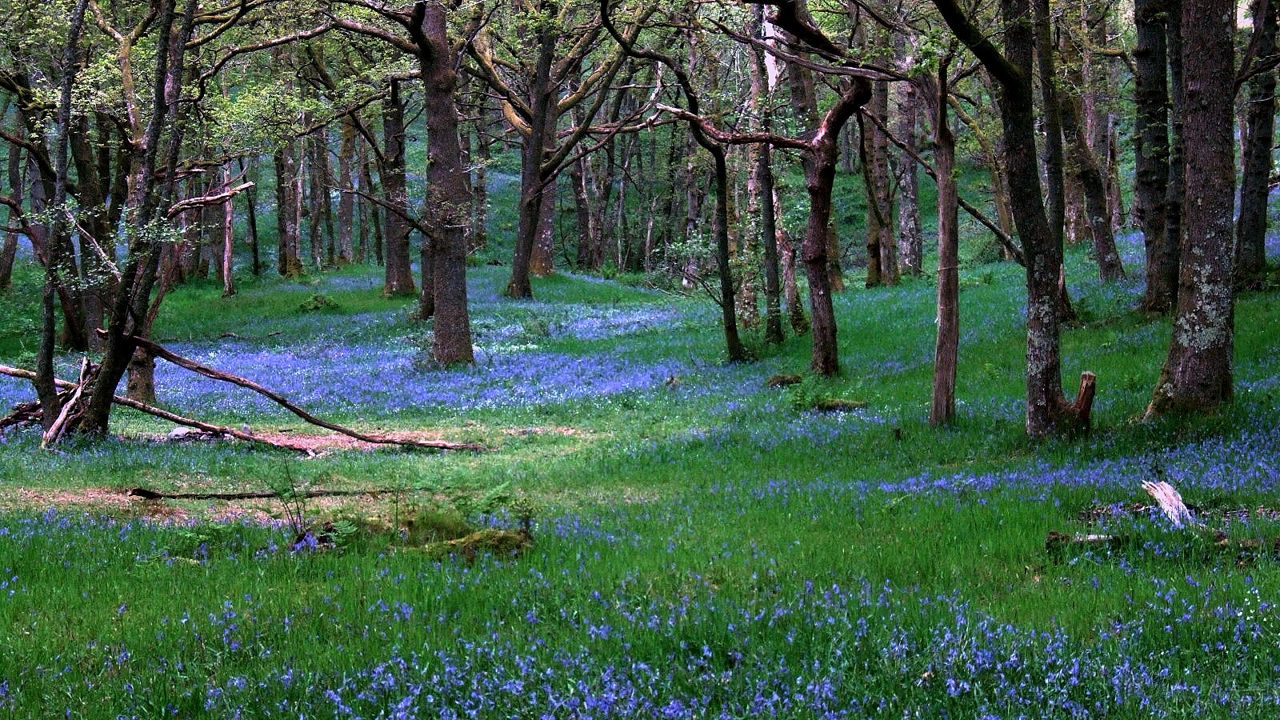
0, 0, 1279, 715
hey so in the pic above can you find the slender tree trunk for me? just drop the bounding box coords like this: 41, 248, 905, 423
896, 81, 924, 277
382, 79, 415, 295
337, 116, 357, 264
570, 155, 596, 268
1134, 0, 1173, 311
2, 125, 23, 290
786, 54, 845, 292
1147, 0, 1235, 416
472, 91, 492, 252
274, 144, 302, 277
1236, 0, 1278, 286
780, 226, 809, 335
927, 72, 959, 426
69, 116, 112, 348
1164, 0, 1186, 301
221, 165, 236, 297
507, 26, 558, 297
803, 83, 870, 376
1032, 0, 1066, 249
239, 156, 261, 276
712, 150, 746, 362
749, 8, 784, 344
1060, 94, 1125, 281
872, 80, 898, 284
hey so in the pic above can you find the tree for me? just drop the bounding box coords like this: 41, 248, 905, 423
1146, 0, 1235, 416
932, 0, 1095, 435
1236, 0, 1278, 287
332, 0, 476, 364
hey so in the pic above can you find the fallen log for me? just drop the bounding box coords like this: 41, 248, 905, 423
113, 332, 483, 452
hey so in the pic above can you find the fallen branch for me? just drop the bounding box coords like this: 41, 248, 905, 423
41, 358, 90, 448
0, 363, 305, 452
126, 486, 404, 501
115, 333, 484, 452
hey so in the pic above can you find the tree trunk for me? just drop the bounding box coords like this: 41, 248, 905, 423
382, 79, 415, 296
1236, 0, 1277, 287
239, 156, 261, 275
1147, 0, 1235, 416
337, 116, 357, 264
1060, 94, 1125, 282
415, 2, 474, 364
274, 143, 303, 277
1, 125, 23, 290
1164, 0, 1186, 303
803, 82, 870, 376
532, 181, 556, 275
749, 9, 784, 344
896, 81, 924, 277
786, 54, 844, 292
712, 150, 746, 362
927, 72, 959, 426
221, 166, 236, 297
1032, 0, 1066, 250
1134, 0, 1174, 311
872, 80, 898, 285
69, 116, 112, 348
507, 25, 558, 298
780, 226, 809, 335
471, 91, 492, 253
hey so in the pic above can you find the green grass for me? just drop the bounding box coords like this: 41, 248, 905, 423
2, 167, 1280, 715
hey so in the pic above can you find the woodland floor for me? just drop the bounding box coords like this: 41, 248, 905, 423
2, 235, 1280, 717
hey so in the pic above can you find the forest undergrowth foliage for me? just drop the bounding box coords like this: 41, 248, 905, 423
2, 244, 1280, 717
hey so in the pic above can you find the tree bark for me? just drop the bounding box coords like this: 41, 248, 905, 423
221, 165, 235, 297
1, 125, 23, 290
1134, 0, 1174, 311
337, 116, 357, 264
507, 22, 558, 298
1060, 91, 1125, 282
238, 156, 261, 275
1164, 0, 1186, 302
933, 0, 1087, 435
382, 79, 416, 296
1147, 0, 1235, 416
926, 71, 959, 426
1236, 0, 1277, 287
895, 81, 924, 277
412, 2, 474, 365
1032, 0, 1066, 250
274, 143, 303, 277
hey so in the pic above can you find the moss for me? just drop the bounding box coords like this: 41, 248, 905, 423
417, 529, 533, 563
812, 398, 867, 413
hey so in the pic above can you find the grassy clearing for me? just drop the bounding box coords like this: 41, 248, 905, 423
2, 182, 1280, 715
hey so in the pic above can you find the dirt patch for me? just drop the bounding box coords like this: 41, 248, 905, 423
136, 428, 473, 454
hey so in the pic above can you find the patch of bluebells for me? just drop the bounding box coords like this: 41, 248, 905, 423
130, 340, 692, 418
7, 510, 1280, 717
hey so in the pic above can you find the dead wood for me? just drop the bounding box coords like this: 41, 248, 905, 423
0, 364, 307, 452
126, 486, 401, 501
112, 332, 484, 452
1141, 480, 1199, 529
